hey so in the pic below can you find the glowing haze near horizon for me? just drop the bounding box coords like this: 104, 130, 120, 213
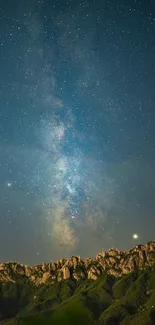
0, 0, 155, 264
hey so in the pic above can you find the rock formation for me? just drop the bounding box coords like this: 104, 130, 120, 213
0, 241, 155, 285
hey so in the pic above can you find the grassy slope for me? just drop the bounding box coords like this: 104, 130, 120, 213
1, 268, 155, 324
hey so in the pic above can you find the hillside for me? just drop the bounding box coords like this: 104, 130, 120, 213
0, 241, 155, 324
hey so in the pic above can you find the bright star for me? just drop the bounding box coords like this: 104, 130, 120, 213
132, 233, 139, 239
7, 182, 12, 188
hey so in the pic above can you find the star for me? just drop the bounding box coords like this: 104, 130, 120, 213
132, 233, 139, 240
6, 182, 12, 188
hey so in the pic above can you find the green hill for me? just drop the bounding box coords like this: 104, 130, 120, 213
1, 241, 155, 324
0, 268, 155, 324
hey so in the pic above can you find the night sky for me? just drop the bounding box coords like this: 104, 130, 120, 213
0, 0, 155, 265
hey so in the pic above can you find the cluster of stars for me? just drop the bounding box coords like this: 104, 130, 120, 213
0, 0, 154, 264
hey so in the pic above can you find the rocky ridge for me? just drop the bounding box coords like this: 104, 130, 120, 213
0, 241, 155, 285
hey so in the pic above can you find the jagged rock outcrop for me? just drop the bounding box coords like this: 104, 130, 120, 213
0, 241, 155, 285
62, 266, 70, 280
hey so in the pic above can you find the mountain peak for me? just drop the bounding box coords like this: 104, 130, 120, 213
0, 241, 155, 286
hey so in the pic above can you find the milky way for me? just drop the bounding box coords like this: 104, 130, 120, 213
33, 106, 117, 254
0, 0, 155, 264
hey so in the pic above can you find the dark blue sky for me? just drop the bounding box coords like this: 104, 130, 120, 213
0, 0, 155, 264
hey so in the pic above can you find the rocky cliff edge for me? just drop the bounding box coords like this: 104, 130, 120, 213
0, 241, 155, 285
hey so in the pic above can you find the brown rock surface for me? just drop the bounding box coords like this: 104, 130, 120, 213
0, 241, 155, 285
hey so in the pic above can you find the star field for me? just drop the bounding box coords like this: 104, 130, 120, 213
0, 0, 155, 264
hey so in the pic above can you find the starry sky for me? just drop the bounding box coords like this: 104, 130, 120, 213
0, 0, 155, 265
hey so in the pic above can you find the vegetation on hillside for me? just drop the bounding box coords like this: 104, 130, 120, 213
0, 267, 155, 324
